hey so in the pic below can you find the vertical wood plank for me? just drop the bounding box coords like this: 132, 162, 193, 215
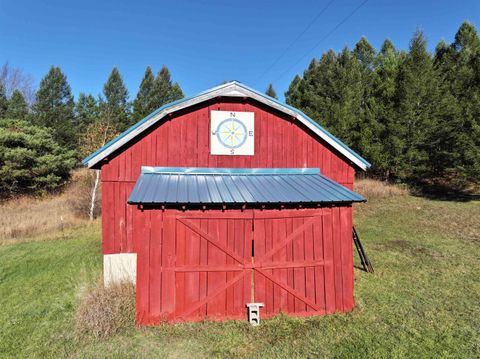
175, 215, 186, 319
253, 214, 265, 308
323, 208, 335, 313
332, 207, 344, 312
264, 217, 274, 314
286, 216, 295, 313
161, 212, 176, 319
185, 221, 201, 318
133, 208, 150, 324
243, 217, 252, 315
304, 216, 315, 311
277, 217, 288, 312
226, 218, 235, 316
341, 206, 354, 311
292, 216, 306, 312
313, 212, 326, 311
101, 182, 114, 254
149, 210, 162, 321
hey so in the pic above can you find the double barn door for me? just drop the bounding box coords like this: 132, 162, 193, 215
136, 207, 352, 324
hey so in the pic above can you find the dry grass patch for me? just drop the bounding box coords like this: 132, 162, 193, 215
354, 178, 408, 200
0, 194, 84, 241
76, 281, 136, 338
0, 168, 99, 242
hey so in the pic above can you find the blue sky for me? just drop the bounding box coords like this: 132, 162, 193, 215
1, 0, 479, 102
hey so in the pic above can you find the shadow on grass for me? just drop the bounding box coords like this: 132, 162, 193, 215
411, 182, 480, 203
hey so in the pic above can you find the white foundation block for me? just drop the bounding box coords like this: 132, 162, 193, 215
104, 253, 137, 286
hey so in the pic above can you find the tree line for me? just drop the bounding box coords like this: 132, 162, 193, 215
1, 21, 479, 197
0, 64, 183, 196
285, 21, 480, 187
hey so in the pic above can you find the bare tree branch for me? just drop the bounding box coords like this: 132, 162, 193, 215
0, 62, 36, 105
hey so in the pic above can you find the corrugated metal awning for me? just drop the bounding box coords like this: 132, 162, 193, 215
128, 167, 365, 206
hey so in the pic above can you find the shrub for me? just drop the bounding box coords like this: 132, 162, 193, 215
76, 281, 136, 338
0, 119, 76, 197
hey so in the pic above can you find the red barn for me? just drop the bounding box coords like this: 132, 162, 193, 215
83, 81, 370, 325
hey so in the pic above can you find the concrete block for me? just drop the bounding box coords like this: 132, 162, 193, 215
104, 253, 137, 286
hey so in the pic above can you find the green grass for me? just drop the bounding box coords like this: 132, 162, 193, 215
1, 191, 479, 358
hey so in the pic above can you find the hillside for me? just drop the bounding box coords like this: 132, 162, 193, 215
0, 179, 479, 358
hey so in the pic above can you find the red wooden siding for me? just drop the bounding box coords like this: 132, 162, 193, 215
100, 98, 356, 255
135, 207, 354, 325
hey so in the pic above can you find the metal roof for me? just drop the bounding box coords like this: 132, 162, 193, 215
128, 167, 365, 206
82, 81, 371, 170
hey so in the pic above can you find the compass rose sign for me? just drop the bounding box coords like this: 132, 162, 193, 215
210, 111, 254, 155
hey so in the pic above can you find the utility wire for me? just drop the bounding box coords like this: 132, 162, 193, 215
257, 0, 336, 83
273, 0, 369, 83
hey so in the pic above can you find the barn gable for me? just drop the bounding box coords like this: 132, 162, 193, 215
82, 81, 371, 171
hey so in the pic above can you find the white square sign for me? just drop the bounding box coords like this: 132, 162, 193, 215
210, 111, 254, 155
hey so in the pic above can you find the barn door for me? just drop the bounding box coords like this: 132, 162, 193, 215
252, 209, 330, 317
172, 211, 253, 321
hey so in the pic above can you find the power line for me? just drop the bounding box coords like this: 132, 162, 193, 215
257, 0, 336, 83
273, 0, 369, 83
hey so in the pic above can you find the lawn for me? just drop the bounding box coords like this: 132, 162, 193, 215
0, 182, 479, 358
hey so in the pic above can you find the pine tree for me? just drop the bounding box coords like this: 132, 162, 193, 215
373, 39, 402, 178
284, 75, 302, 105
0, 119, 76, 196
437, 22, 480, 184
33, 66, 75, 148
170, 83, 184, 102
75, 93, 100, 136
102, 67, 130, 131
353, 37, 376, 69
5, 90, 28, 120
0, 81, 7, 118
392, 30, 441, 180
151, 65, 184, 108
133, 66, 156, 121
288, 53, 337, 127
265, 83, 278, 99
351, 38, 384, 170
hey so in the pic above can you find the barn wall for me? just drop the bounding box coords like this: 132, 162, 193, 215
134, 206, 354, 325
101, 98, 356, 254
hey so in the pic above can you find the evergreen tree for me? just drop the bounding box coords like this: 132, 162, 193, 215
33, 66, 75, 148
0, 82, 7, 118
102, 67, 130, 131
265, 83, 278, 99
5, 90, 28, 120
287, 53, 338, 128
434, 22, 480, 183
285, 75, 302, 105
170, 83, 184, 102
75, 93, 100, 136
392, 30, 440, 180
353, 37, 376, 69
133, 66, 156, 121
0, 119, 76, 196
151, 65, 184, 108
373, 39, 402, 178
351, 38, 384, 170
284, 23, 480, 186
